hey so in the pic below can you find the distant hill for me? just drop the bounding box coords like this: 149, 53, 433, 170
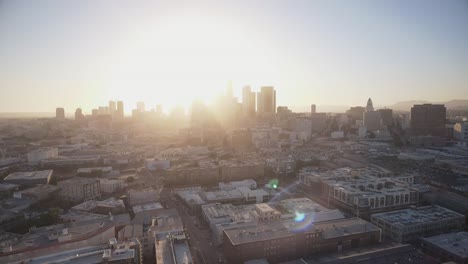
390, 99, 468, 111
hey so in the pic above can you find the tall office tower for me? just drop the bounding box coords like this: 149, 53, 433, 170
92, 109, 98, 117
365, 98, 374, 112
410, 104, 446, 136
56, 107, 65, 119
311, 104, 317, 114
108, 101, 116, 115
116, 101, 124, 118
98, 106, 106, 115
74, 108, 84, 120
257, 86, 276, 115
363, 98, 381, 131
378, 108, 393, 126
137, 101, 145, 112
242, 86, 256, 117
156, 105, 163, 115
346, 106, 365, 121
226, 81, 234, 98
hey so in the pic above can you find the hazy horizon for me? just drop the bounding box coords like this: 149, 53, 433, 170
1, 0, 468, 113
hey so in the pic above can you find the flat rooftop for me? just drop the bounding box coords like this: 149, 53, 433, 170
278, 198, 327, 214
0, 183, 19, 191
315, 218, 380, 239
224, 222, 295, 246
371, 205, 464, 227
4, 170, 52, 181
423, 232, 468, 259
133, 202, 163, 214
15, 184, 60, 196
58, 177, 99, 185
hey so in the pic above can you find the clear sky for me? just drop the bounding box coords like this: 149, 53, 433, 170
1, 0, 467, 114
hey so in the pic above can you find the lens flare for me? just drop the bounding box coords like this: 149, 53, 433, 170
294, 212, 305, 222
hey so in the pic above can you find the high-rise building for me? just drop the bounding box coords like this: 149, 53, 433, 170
346, 106, 365, 121
410, 104, 446, 136
363, 98, 381, 131
378, 108, 393, 126
137, 101, 145, 112
156, 105, 163, 115
108, 101, 116, 115
257, 86, 276, 115
92, 109, 98, 117
311, 104, 316, 114
55, 107, 65, 119
366, 98, 374, 112
116, 101, 124, 118
242, 86, 256, 117
98, 106, 106, 115
74, 108, 84, 120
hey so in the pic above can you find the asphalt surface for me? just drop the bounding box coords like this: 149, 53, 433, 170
161, 187, 222, 264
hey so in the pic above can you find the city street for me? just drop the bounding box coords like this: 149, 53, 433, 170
162, 188, 221, 264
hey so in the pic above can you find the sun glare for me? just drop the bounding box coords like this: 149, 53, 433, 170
104, 13, 279, 113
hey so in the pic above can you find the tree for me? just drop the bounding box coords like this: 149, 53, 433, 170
126, 176, 134, 183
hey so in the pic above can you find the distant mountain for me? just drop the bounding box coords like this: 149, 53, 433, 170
390, 99, 468, 111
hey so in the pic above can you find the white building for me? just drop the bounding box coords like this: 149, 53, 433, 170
219, 179, 257, 191
27, 148, 58, 164
100, 179, 125, 194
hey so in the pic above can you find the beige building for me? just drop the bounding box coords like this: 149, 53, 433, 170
58, 177, 101, 202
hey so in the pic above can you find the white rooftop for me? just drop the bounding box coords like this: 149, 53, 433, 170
133, 202, 163, 214
4, 170, 52, 181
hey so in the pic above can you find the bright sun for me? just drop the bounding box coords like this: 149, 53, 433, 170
103, 12, 279, 113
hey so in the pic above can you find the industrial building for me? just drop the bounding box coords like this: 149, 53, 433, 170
223, 217, 381, 263
371, 205, 465, 243
299, 167, 419, 218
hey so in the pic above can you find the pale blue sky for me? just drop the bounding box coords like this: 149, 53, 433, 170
0, 0, 467, 113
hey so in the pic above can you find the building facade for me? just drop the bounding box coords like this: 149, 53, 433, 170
371, 205, 465, 243
58, 177, 101, 202
410, 104, 446, 136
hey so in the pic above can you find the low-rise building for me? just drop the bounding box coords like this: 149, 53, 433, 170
100, 179, 125, 194
219, 179, 257, 191
223, 217, 381, 263
422, 232, 468, 264
58, 177, 101, 202
3, 170, 53, 187
371, 205, 465, 243
266, 156, 295, 177
27, 148, 58, 165
11, 238, 142, 264
0, 217, 118, 263
132, 202, 164, 225
71, 197, 126, 215
77, 166, 113, 176
127, 188, 159, 206
149, 209, 193, 264
13, 185, 60, 201
300, 167, 419, 218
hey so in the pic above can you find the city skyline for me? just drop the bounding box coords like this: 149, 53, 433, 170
1, 0, 468, 113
